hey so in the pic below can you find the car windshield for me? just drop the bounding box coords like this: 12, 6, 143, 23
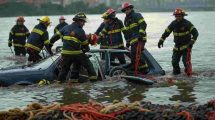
29, 54, 60, 70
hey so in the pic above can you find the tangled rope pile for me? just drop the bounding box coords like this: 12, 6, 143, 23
0, 102, 60, 120
1, 99, 215, 120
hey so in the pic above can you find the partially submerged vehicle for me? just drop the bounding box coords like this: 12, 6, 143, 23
0, 49, 165, 87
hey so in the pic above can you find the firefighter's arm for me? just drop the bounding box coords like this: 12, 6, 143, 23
8, 27, 14, 47
43, 31, 53, 55
50, 30, 62, 45
160, 22, 174, 41
135, 13, 147, 42
79, 30, 90, 53
95, 22, 105, 35
98, 26, 108, 39
25, 27, 30, 38
158, 22, 173, 48
54, 25, 59, 34
189, 23, 199, 45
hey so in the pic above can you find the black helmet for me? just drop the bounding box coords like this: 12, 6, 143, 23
73, 12, 87, 22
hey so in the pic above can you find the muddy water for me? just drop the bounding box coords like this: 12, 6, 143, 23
0, 11, 215, 110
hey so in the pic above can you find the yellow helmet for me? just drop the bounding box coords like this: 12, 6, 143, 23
101, 12, 108, 19
37, 16, 51, 24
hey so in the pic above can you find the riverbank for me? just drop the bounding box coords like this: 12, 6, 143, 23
0, 2, 214, 17
0, 2, 107, 17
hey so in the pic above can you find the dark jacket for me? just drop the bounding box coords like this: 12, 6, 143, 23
161, 19, 199, 50
124, 10, 147, 45
26, 23, 50, 52
95, 22, 109, 49
9, 24, 30, 47
99, 18, 125, 49
54, 22, 68, 34
50, 22, 89, 55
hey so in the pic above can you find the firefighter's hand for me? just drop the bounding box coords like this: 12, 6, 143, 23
188, 40, 195, 48
8, 42, 12, 47
158, 39, 164, 48
126, 42, 130, 48
46, 44, 53, 55
81, 45, 90, 53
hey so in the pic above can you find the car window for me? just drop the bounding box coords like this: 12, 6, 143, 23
110, 51, 131, 65
30, 55, 60, 70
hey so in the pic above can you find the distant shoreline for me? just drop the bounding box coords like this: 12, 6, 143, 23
0, 2, 214, 17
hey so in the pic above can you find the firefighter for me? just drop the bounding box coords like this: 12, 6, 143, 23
121, 2, 149, 73
99, 8, 126, 64
54, 16, 68, 34
158, 8, 199, 75
95, 12, 109, 60
95, 12, 109, 49
25, 16, 53, 63
8, 16, 30, 56
49, 12, 97, 83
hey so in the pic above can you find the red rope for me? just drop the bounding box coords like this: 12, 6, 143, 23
186, 48, 192, 76
177, 110, 194, 120
207, 111, 215, 120
60, 103, 119, 120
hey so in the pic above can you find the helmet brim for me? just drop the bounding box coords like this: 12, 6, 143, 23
121, 5, 133, 12
173, 13, 188, 16
72, 18, 87, 22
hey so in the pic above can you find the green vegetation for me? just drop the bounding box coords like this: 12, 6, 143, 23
0, 2, 108, 17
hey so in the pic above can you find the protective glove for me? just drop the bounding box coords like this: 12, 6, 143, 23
126, 42, 130, 48
46, 44, 53, 55
8, 42, 12, 47
81, 45, 90, 53
188, 40, 195, 48
158, 39, 164, 48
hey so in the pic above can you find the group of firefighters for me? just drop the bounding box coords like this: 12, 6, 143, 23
8, 2, 199, 83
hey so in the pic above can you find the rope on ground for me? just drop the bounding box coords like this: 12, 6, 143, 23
177, 110, 194, 120
0, 102, 60, 120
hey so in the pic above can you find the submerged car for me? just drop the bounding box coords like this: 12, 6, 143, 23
0, 49, 165, 87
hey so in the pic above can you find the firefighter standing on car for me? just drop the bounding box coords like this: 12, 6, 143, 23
99, 8, 126, 64
25, 16, 53, 63
54, 16, 68, 34
158, 8, 199, 75
8, 16, 30, 56
49, 12, 97, 83
121, 2, 149, 73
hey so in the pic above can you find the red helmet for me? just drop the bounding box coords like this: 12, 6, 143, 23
16, 16, 25, 22
121, 2, 133, 12
59, 16, 66, 20
173, 8, 187, 16
102, 8, 116, 19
